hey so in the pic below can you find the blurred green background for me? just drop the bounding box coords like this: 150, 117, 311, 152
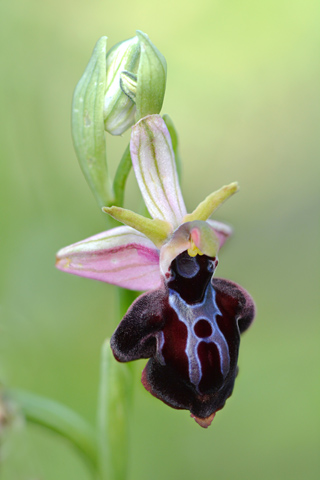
1, 0, 319, 478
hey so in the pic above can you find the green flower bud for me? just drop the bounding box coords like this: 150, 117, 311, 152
134, 31, 167, 121
71, 32, 167, 208
103, 37, 140, 135
104, 31, 167, 135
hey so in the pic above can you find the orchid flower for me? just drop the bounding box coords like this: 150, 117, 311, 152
56, 114, 255, 428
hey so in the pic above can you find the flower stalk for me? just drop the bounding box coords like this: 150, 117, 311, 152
97, 338, 134, 480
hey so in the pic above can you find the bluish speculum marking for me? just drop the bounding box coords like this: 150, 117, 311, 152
168, 284, 230, 392
156, 251, 231, 394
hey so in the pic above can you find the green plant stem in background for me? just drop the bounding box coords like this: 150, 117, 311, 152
9, 389, 98, 473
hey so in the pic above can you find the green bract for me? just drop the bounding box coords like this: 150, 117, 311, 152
72, 36, 112, 208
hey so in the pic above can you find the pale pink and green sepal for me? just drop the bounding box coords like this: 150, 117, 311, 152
56, 226, 161, 291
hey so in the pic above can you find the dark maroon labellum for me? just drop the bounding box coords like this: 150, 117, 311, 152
110, 251, 255, 427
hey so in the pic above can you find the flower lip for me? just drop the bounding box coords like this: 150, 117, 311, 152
191, 412, 216, 428
110, 257, 255, 427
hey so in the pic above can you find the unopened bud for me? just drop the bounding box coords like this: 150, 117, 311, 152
103, 37, 140, 135
71, 31, 167, 207
120, 71, 137, 102
103, 30, 167, 135
134, 30, 167, 121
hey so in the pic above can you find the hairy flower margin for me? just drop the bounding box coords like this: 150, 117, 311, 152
56, 114, 255, 428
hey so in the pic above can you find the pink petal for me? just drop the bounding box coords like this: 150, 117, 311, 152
56, 226, 161, 291
206, 220, 233, 248
130, 115, 187, 228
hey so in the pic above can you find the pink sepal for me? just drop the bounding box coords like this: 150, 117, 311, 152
56, 226, 161, 291
130, 115, 187, 227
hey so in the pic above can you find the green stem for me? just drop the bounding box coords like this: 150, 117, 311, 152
97, 340, 134, 480
112, 144, 132, 208
10, 389, 98, 473
97, 289, 138, 480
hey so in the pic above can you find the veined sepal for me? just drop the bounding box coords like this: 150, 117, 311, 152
130, 115, 187, 227
55, 225, 162, 291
